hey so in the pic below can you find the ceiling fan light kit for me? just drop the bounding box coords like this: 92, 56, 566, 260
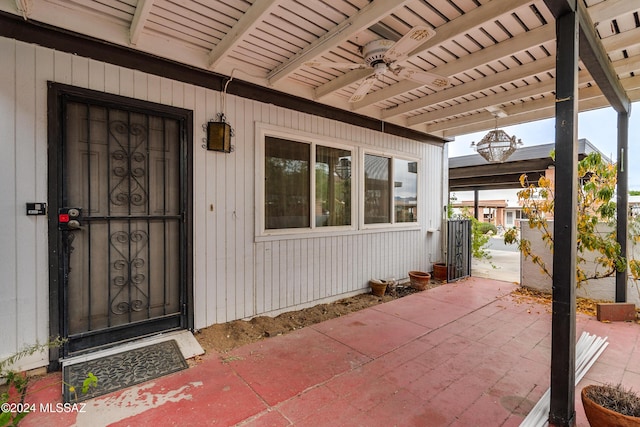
363, 39, 395, 69
304, 26, 450, 103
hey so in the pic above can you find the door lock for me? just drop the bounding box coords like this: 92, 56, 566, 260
58, 207, 83, 230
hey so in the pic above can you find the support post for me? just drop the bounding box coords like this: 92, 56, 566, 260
549, 8, 578, 427
473, 189, 479, 220
616, 112, 629, 302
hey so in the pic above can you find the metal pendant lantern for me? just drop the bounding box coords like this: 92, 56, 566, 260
472, 126, 523, 163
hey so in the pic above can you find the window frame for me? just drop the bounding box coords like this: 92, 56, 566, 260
256, 123, 357, 239
392, 157, 420, 225
256, 123, 422, 241
360, 150, 420, 230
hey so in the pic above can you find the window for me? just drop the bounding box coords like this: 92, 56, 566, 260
394, 159, 418, 223
364, 154, 391, 224
315, 146, 351, 227
265, 137, 310, 229
264, 135, 352, 231
364, 154, 418, 225
258, 125, 421, 236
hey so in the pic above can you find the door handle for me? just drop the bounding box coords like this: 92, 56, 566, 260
67, 219, 82, 230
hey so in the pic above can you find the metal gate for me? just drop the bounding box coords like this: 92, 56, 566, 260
446, 219, 471, 282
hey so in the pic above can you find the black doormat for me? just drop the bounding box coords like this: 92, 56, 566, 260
62, 339, 188, 403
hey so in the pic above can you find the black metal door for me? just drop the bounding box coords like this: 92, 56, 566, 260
447, 220, 471, 282
49, 85, 192, 356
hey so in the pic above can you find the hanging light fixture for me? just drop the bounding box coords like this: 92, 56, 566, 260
471, 116, 523, 163
335, 157, 351, 180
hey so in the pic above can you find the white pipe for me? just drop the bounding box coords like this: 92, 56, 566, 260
520, 332, 608, 427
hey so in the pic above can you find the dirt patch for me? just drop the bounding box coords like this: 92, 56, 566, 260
195, 282, 614, 355
195, 280, 440, 354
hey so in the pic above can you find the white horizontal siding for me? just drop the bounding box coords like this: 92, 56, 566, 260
0, 37, 445, 368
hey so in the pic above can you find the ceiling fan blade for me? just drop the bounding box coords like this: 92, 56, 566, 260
349, 75, 377, 103
304, 61, 367, 70
393, 67, 450, 88
383, 26, 436, 63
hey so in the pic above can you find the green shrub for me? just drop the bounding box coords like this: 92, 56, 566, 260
470, 217, 492, 261
476, 222, 497, 235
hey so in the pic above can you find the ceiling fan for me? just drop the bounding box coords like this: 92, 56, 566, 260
305, 26, 450, 103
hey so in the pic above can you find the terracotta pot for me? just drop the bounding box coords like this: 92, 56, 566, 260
369, 279, 387, 297
581, 385, 640, 427
433, 263, 448, 282
408, 271, 431, 291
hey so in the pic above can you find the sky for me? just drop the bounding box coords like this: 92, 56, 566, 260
448, 102, 640, 206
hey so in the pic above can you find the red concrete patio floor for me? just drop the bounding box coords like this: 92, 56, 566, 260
19, 277, 640, 426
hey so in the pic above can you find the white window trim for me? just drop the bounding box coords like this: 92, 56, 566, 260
255, 123, 421, 242
255, 123, 358, 240
360, 150, 421, 230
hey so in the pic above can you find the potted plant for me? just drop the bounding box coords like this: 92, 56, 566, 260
433, 263, 448, 282
408, 271, 431, 291
581, 383, 640, 426
369, 279, 387, 297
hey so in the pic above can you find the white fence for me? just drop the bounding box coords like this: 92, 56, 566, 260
520, 221, 640, 304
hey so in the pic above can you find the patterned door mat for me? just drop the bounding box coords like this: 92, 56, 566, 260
62, 339, 188, 403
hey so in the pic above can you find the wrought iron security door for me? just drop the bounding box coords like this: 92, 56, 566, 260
447, 220, 471, 282
51, 86, 192, 355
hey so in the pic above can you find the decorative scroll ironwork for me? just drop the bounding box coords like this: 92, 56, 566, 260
447, 219, 471, 282
109, 120, 148, 207
59, 95, 188, 354
109, 230, 149, 315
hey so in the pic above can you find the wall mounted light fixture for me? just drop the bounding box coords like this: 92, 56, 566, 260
206, 121, 231, 152
203, 113, 234, 153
